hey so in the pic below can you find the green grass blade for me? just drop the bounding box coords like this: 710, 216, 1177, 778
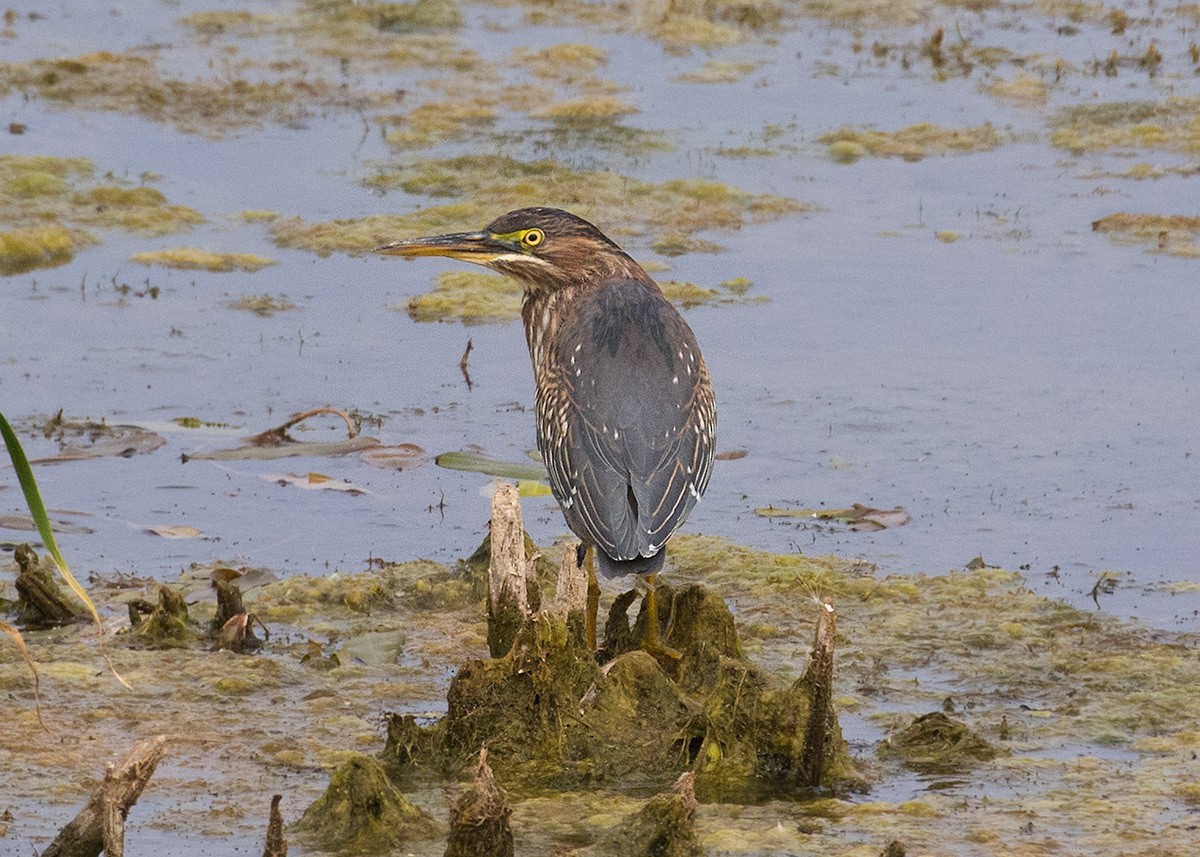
0, 409, 103, 626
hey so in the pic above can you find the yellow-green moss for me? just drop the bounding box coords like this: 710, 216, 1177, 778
674, 59, 757, 83
405, 270, 522, 324
385, 100, 496, 148
531, 96, 637, 122
0, 50, 375, 137
178, 10, 275, 35
1050, 97, 1200, 153
130, 247, 276, 272
279, 156, 810, 260
0, 224, 93, 275
819, 123, 1002, 161
229, 294, 300, 316
985, 73, 1050, 106
512, 43, 607, 78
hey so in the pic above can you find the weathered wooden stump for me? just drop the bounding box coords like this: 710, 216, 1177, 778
41, 735, 167, 857
444, 748, 513, 857
486, 484, 537, 658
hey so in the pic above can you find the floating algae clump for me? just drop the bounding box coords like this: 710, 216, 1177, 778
819, 123, 1002, 161
1092, 212, 1200, 258
297, 753, 442, 854
405, 270, 521, 323
0, 50, 373, 137
131, 247, 277, 272
878, 712, 1004, 772
0, 225, 92, 275
601, 772, 703, 857
286, 155, 808, 259
0, 154, 203, 262
1050, 96, 1200, 153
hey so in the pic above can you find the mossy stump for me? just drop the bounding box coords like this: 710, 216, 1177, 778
444, 749, 514, 857
441, 579, 858, 797
130, 585, 196, 647
604, 772, 703, 857
13, 543, 87, 627
296, 753, 441, 854
878, 711, 1005, 772
487, 484, 535, 658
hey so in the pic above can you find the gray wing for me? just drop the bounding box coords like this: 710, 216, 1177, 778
537, 279, 715, 562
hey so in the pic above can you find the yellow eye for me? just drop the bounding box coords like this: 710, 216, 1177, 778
522, 228, 544, 248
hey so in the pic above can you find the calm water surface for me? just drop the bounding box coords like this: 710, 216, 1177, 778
1, 2, 1197, 629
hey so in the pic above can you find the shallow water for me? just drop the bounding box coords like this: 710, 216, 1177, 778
3, 0, 1196, 633
2, 0, 1200, 850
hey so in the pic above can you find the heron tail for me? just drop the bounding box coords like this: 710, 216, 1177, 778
595, 548, 666, 579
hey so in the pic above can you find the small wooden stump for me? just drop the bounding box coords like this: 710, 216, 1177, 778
14, 544, 86, 627
263, 794, 287, 857
798, 597, 837, 787
486, 484, 535, 658
41, 735, 167, 857
444, 748, 513, 857
551, 541, 586, 619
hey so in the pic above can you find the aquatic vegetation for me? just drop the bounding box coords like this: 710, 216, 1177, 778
674, 59, 758, 83
228, 294, 301, 316
0, 154, 204, 268
280, 155, 810, 259
819, 123, 1003, 161
1050, 96, 1200, 153
0, 225, 92, 276
385, 100, 497, 148
984, 73, 1050, 106
0, 50, 381, 137
405, 270, 523, 323
297, 754, 442, 853
512, 43, 607, 79
130, 247, 277, 272
403, 269, 757, 324
178, 10, 276, 36
1092, 212, 1200, 258
531, 95, 637, 122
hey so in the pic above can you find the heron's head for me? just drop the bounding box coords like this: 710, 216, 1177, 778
376, 207, 647, 294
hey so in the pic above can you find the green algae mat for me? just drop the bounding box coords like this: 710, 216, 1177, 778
3, 535, 1199, 854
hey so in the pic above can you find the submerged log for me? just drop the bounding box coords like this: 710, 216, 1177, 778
262, 794, 287, 857
444, 748, 514, 857
41, 735, 167, 857
14, 543, 86, 627
486, 484, 535, 658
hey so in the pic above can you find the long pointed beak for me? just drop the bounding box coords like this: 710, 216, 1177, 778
374, 231, 513, 262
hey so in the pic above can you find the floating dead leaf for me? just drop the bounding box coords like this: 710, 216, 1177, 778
270, 472, 368, 495
360, 443, 429, 471
714, 449, 747, 461
0, 513, 94, 535
184, 436, 380, 462
435, 450, 548, 482
144, 524, 203, 539
755, 503, 910, 530
30, 422, 165, 463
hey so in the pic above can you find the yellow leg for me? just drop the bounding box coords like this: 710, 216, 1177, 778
585, 547, 599, 651
643, 574, 681, 661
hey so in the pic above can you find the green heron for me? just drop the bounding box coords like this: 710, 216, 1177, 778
378, 208, 716, 649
